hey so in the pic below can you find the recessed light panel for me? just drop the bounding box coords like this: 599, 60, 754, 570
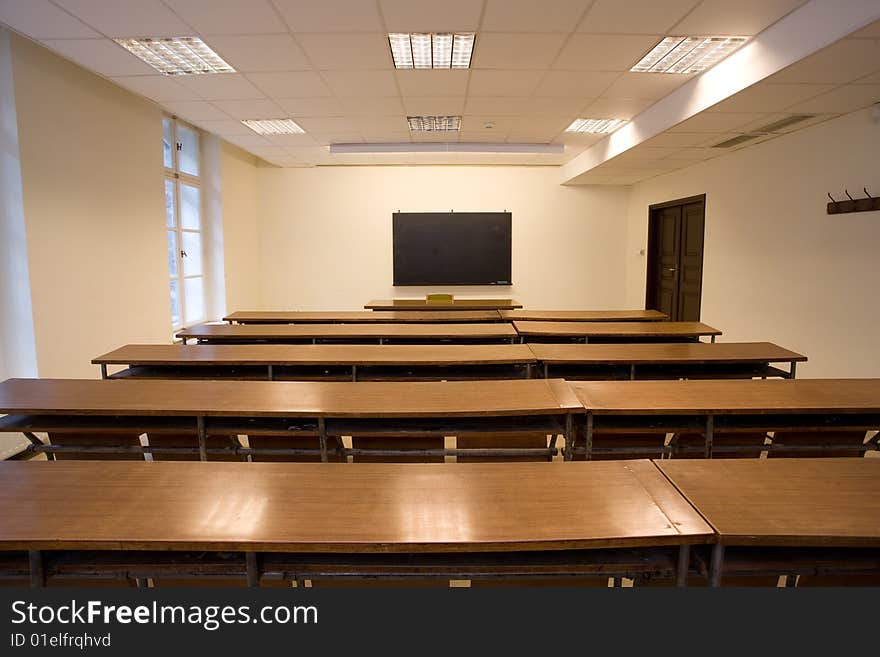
631, 36, 748, 74
241, 119, 305, 135
565, 118, 628, 134
114, 37, 235, 75
407, 116, 462, 132
389, 33, 475, 69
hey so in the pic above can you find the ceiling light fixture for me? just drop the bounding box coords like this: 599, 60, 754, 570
565, 118, 628, 134
389, 33, 475, 69
241, 119, 305, 135
329, 142, 563, 154
631, 36, 748, 74
407, 116, 461, 132
114, 37, 234, 75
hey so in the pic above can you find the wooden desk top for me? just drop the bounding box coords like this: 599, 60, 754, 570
365, 299, 523, 310
529, 342, 807, 365
0, 378, 581, 418
178, 323, 517, 340
224, 310, 503, 323
94, 344, 537, 367
0, 460, 713, 552
502, 309, 667, 322
513, 321, 721, 337
657, 459, 880, 547
568, 378, 880, 415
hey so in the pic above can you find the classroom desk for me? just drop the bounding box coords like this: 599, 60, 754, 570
177, 322, 519, 345
513, 321, 722, 343
657, 459, 880, 586
567, 378, 880, 460
365, 298, 523, 310
224, 310, 504, 324
93, 344, 538, 381
0, 460, 713, 587
0, 378, 580, 462
502, 309, 667, 322
529, 342, 806, 380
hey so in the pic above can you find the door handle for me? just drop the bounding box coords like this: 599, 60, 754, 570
667, 267, 677, 272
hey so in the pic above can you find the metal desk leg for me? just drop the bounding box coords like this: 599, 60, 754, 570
676, 545, 690, 587
246, 552, 259, 588
29, 550, 45, 588
630, 364, 636, 380
267, 365, 274, 381
711, 335, 716, 343
564, 414, 574, 462
197, 416, 208, 462
318, 417, 328, 463
100, 364, 108, 379
709, 544, 725, 587
789, 361, 797, 379
543, 363, 548, 379
583, 413, 593, 461
525, 363, 533, 379
705, 415, 714, 459
352, 365, 357, 382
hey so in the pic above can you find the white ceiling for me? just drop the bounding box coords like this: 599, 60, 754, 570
0, 0, 878, 180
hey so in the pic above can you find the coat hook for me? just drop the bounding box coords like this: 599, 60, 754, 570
865, 187, 874, 199
827, 193, 836, 203
845, 189, 855, 201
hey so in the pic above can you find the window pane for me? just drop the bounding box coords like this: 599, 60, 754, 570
167, 230, 178, 277
163, 117, 174, 169
178, 125, 199, 177
184, 277, 205, 324
180, 183, 200, 230
170, 279, 181, 328
164, 179, 176, 228
181, 231, 202, 277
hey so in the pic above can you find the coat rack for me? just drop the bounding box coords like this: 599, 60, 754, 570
826, 188, 880, 215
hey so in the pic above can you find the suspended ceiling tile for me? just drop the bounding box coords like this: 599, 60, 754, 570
670, 0, 808, 36
296, 32, 391, 70
553, 34, 662, 71
53, 0, 193, 35
396, 69, 469, 96
535, 71, 620, 97
0, 0, 100, 39
272, 0, 384, 33
206, 34, 311, 72
111, 75, 200, 101
471, 33, 568, 69
785, 84, 880, 114
708, 82, 837, 113
769, 38, 880, 84
249, 71, 332, 98
175, 73, 266, 100
212, 98, 286, 119
482, 0, 592, 33
324, 70, 400, 96
162, 0, 287, 35
581, 97, 654, 119
41, 38, 156, 76
162, 100, 230, 121
276, 97, 345, 116
578, 0, 700, 35
402, 96, 467, 115
379, 0, 483, 32
466, 69, 545, 96
339, 96, 405, 115
600, 72, 691, 99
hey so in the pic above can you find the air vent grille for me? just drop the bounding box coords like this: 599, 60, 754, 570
712, 134, 760, 148
755, 114, 815, 133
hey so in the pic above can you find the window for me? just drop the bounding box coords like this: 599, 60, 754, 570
163, 116, 205, 330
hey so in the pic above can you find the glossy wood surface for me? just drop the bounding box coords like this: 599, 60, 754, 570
658, 458, 880, 547
513, 321, 721, 338
569, 378, 880, 414
529, 342, 806, 364
502, 309, 667, 322
178, 323, 517, 340
0, 460, 712, 552
224, 310, 502, 323
0, 378, 580, 417
94, 344, 537, 366
365, 299, 522, 310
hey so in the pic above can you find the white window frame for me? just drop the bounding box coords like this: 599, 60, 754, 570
164, 115, 205, 331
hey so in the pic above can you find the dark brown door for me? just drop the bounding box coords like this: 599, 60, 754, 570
646, 196, 705, 321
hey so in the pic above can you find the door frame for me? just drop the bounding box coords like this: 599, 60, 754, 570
645, 194, 706, 315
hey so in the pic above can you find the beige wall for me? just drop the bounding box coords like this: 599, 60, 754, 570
624, 108, 880, 377
11, 34, 170, 378
220, 143, 262, 311
255, 166, 630, 310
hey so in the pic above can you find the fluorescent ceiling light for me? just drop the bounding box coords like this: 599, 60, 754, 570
114, 37, 234, 75
407, 116, 461, 132
241, 119, 304, 135
330, 143, 563, 154
565, 118, 628, 134
631, 36, 748, 74
389, 33, 475, 69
